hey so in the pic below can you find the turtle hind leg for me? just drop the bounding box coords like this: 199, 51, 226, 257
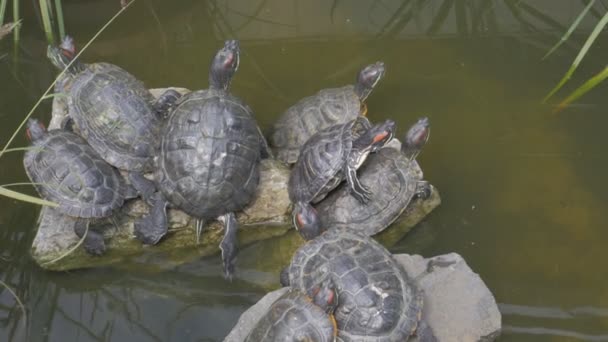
128, 172, 156, 204
219, 212, 238, 280
415, 181, 431, 200
279, 267, 290, 286
195, 219, 206, 244
153, 89, 182, 119
134, 194, 168, 245
74, 219, 106, 256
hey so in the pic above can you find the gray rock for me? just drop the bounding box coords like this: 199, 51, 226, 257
225, 253, 501, 342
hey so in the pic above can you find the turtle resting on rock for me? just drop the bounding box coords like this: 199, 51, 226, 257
272, 62, 385, 164
289, 116, 395, 240
23, 118, 128, 255
135, 40, 269, 279
47, 35, 181, 202
281, 228, 423, 341
244, 281, 338, 342
316, 117, 432, 236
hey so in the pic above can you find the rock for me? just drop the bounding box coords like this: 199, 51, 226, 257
225, 253, 501, 342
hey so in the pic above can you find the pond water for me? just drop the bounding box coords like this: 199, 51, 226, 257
1, 0, 608, 341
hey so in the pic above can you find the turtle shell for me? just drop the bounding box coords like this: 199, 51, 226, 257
63, 62, 161, 172
23, 129, 125, 218
284, 228, 422, 341
315, 145, 424, 235
156, 89, 260, 219
244, 288, 336, 342
288, 117, 369, 204
272, 85, 361, 164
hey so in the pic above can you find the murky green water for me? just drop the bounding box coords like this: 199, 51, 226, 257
2, 1, 608, 341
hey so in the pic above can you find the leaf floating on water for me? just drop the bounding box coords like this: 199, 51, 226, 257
0, 21, 21, 41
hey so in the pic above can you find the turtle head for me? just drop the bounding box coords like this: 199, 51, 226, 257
26, 118, 47, 142
354, 62, 385, 101
209, 40, 240, 90
47, 35, 84, 74
401, 117, 430, 161
292, 202, 322, 240
311, 280, 338, 314
355, 119, 395, 153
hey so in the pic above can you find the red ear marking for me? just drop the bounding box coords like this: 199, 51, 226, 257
296, 213, 305, 227
326, 289, 335, 305
372, 131, 389, 143
25, 128, 31, 141
223, 53, 234, 68
61, 48, 75, 59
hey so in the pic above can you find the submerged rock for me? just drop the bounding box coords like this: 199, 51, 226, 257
224, 253, 502, 342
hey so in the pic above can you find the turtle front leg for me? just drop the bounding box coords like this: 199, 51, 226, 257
344, 164, 371, 204
153, 89, 182, 119
74, 219, 106, 256
415, 181, 432, 200
134, 193, 169, 245
219, 212, 238, 280
128, 172, 156, 204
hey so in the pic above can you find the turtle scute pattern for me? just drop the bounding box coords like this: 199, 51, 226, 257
286, 229, 422, 341
272, 85, 361, 164
24, 130, 124, 218
244, 289, 336, 342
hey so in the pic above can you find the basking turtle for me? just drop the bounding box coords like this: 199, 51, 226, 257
281, 228, 423, 342
245, 281, 338, 342
272, 62, 385, 164
316, 117, 432, 236
47, 36, 181, 200
136, 40, 267, 279
289, 116, 395, 240
23, 118, 126, 255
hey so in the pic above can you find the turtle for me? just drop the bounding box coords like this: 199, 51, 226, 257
47, 35, 181, 202
244, 281, 338, 342
135, 40, 268, 279
289, 116, 395, 240
315, 117, 432, 236
272, 62, 386, 164
23, 118, 127, 255
280, 228, 423, 342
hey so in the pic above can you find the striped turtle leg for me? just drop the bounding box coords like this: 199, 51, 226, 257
343, 160, 371, 204
219, 212, 238, 280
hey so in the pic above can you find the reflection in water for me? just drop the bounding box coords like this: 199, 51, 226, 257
1, 0, 608, 341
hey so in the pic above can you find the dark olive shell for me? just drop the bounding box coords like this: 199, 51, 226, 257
272, 85, 361, 164
23, 129, 125, 218
244, 289, 336, 342
285, 228, 422, 341
156, 89, 260, 219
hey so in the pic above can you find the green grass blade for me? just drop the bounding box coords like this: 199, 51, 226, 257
0, 0, 136, 160
0, 187, 58, 207
12, 0, 19, 43
543, 9, 608, 103
39, 0, 55, 44
0, 280, 26, 329
543, 0, 595, 60
54, 0, 65, 40
0, 0, 7, 25
2, 146, 42, 153
555, 65, 608, 112
41, 223, 87, 266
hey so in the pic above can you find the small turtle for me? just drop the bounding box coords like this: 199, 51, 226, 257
136, 40, 268, 279
272, 62, 385, 164
23, 118, 126, 255
47, 36, 181, 201
244, 281, 338, 342
281, 228, 423, 342
316, 117, 432, 236
289, 116, 395, 240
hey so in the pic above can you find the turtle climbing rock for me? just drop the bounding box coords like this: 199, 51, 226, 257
281, 228, 423, 342
272, 62, 385, 164
244, 281, 338, 342
135, 40, 267, 279
316, 117, 432, 236
23, 118, 126, 255
288, 116, 395, 240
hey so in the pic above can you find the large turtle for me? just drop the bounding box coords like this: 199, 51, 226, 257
316, 117, 432, 236
136, 40, 268, 279
23, 118, 126, 255
280, 228, 423, 342
47, 36, 180, 201
272, 62, 385, 164
289, 116, 395, 240
244, 281, 338, 342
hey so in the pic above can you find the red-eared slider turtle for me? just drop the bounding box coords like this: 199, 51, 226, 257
272, 62, 385, 164
135, 40, 268, 279
23, 118, 126, 255
245, 281, 338, 342
289, 116, 395, 240
316, 117, 432, 235
47, 36, 181, 201
281, 228, 423, 342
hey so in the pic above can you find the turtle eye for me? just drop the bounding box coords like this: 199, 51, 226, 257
372, 131, 389, 143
